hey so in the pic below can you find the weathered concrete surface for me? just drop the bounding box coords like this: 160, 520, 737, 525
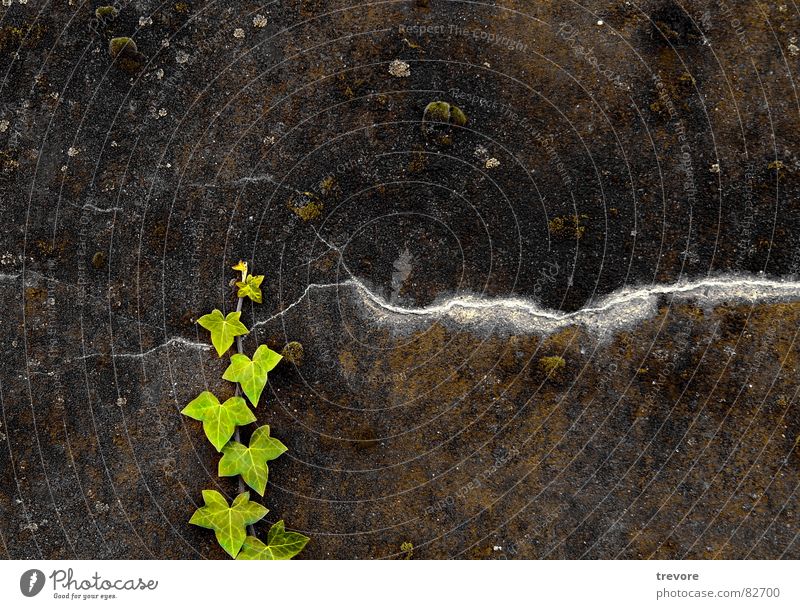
1, 0, 798, 558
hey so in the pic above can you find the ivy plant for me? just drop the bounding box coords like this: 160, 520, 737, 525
182, 392, 255, 452
223, 345, 282, 406
184, 261, 308, 560
219, 425, 287, 496
238, 521, 311, 560
197, 310, 249, 357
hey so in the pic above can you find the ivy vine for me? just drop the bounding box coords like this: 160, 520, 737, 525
183, 261, 309, 560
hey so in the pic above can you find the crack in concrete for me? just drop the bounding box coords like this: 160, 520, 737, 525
254, 231, 800, 335
257, 273, 800, 335
252, 281, 351, 329
192, 174, 305, 195
78, 203, 124, 214
355, 275, 800, 333
74, 337, 210, 362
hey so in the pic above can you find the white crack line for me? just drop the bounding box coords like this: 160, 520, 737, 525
79, 203, 124, 214
233, 174, 306, 195
191, 174, 304, 195
356, 275, 800, 333
255, 231, 800, 334
256, 273, 800, 335
252, 281, 356, 329
75, 337, 210, 362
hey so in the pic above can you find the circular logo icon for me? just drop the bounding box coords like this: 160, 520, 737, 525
20, 569, 45, 597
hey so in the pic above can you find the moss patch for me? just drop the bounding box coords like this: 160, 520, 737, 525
548, 214, 588, 240
95, 6, 118, 20
0, 24, 46, 54
108, 37, 145, 73
91, 252, 107, 269
281, 341, 305, 365
288, 192, 323, 221
422, 101, 469, 146
539, 356, 566, 376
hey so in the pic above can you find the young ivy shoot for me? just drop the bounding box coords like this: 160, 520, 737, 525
183, 260, 309, 560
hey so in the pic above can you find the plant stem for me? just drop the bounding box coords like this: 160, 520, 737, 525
233, 286, 256, 537
233, 294, 245, 486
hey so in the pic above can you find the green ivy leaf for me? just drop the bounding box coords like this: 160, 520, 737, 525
232, 260, 248, 276
197, 309, 249, 357
236, 521, 309, 560
218, 425, 287, 495
236, 274, 265, 303
189, 490, 268, 558
181, 391, 256, 452
221, 344, 282, 406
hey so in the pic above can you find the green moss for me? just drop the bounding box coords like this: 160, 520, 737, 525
372, 93, 390, 109
422, 101, 468, 145
0, 150, 19, 175
319, 175, 338, 196
539, 356, 566, 376
400, 541, 414, 559
449, 105, 468, 127
423, 101, 451, 123
0, 23, 46, 53
0, 27, 24, 53
109, 37, 136, 58
281, 341, 304, 365
108, 37, 145, 73
91, 252, 106, 269
95, 6, 118, 20
288, 192, 323, 221
548, 214, 588, 240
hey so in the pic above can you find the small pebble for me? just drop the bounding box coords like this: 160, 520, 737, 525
388, 59, 411, 78
253, 14, 268, 28
233, 28, 245, 39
